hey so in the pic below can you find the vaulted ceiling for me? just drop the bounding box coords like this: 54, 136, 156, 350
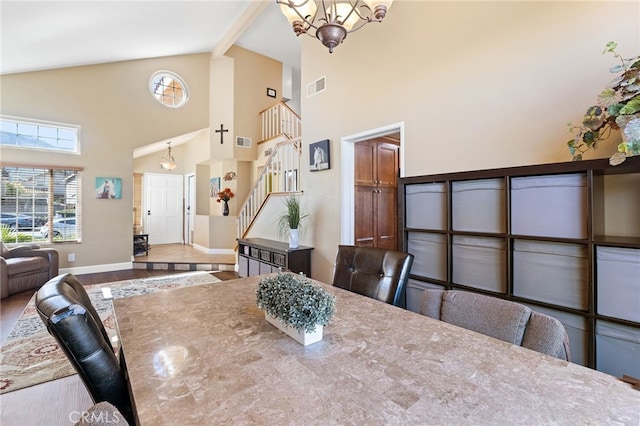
0, 1, 301, 75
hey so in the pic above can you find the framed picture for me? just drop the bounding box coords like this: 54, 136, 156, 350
284, 169, 298, 191
309, 139, 330, 171
210, 177, 221, 198
95, 177, 122, 199
267, 88, 277, 98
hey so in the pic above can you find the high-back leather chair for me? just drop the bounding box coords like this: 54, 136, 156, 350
420, 289, 571, 361
35, 273, 135, 425
332, 245, 414, 307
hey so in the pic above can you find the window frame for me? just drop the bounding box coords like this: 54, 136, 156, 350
0, 115, 81, 154
149, 70, 190, 108
0, 163, 82, 244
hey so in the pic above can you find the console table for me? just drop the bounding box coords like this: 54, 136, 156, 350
237, 238, 313, 277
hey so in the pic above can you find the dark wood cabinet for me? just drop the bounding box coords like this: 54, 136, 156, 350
355, 139, 399, 249
399, 156, 640, 377
237, 238, 313, 278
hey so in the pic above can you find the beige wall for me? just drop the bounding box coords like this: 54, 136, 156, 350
227, 45, 283, 162
2, 2, 638, 279
293, 1, 640, 283
1, 54, 210, 270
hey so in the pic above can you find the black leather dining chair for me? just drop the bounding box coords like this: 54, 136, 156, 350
35, 273, 135, 425
332, 245, 414, 308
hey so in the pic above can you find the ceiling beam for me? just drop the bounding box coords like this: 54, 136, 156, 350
212, 1, 270, 58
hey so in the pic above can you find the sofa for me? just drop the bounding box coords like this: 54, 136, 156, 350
1, 242, 59, 299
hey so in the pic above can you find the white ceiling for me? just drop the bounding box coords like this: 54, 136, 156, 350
0, 0, 301, 75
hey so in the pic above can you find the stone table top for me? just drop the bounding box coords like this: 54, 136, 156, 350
113, 275, 640, 425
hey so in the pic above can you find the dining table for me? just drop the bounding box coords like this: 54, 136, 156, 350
113, 274, 640, 425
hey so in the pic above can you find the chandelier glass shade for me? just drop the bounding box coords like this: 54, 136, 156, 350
277, 0, 393, 53
160, 142, 177, 171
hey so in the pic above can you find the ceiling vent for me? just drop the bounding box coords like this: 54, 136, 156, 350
307, 76, 326, 98
236, 136, 251, 148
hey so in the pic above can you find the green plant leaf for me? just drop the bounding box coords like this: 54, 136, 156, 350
619, 97, 640, 115
603, 41, 617, 54
609, 151, 627, 166
598, 88, 620, 106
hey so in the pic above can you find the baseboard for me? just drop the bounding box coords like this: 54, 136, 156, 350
192, 243, 236, 255
60, 262, 133, 275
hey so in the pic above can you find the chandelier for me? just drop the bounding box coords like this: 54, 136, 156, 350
276, 0, 393, 53
160, 142, 177, 171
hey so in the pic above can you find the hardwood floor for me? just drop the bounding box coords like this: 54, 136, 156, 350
0, 267, 238, 426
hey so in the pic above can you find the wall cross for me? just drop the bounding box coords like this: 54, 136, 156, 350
215, 124, 229, 144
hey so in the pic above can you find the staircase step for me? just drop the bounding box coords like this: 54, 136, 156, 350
133, 262, 236, 272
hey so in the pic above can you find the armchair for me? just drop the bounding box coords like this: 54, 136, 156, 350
1, 241, 59, 299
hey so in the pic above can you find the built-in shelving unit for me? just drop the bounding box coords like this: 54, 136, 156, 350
237, 238, 313, 278
399, 156, 640, 378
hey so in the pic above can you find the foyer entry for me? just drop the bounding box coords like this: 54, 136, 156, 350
143, 173, 183, 245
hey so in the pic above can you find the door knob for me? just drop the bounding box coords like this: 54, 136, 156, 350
147, 210, 151, 215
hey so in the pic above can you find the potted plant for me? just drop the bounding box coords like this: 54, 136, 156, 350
216, 187, 234, 216
567, 42, 640, 165
277, 196, 308, 248
256, 272, 335, 345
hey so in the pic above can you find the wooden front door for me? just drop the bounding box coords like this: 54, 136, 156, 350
354, 136, 399, 249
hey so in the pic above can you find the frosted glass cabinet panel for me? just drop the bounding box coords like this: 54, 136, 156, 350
407, 232, 447, 281
452, 236, 506, 293
513, 240, 588, 310
597, 247, 640, 322
511, 173, 587, 239
596, 321, 640, 378
405, 182, 446, 230
452, 178, 505, 233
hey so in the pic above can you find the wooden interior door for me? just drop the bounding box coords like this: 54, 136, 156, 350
354, 136, 399, 249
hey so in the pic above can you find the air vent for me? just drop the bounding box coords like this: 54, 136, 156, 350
236, 136, 251, 148
307, 76, 326, 98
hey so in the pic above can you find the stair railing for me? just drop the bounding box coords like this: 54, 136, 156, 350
238, 137, 303, 239
260, 102, 301, 142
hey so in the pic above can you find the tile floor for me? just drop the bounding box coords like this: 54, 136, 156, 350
133, 243, 237, 271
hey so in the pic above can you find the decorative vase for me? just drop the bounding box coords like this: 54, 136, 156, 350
223, 200, 229, 216
265, 314, 323, 346
289, 228, 299, 248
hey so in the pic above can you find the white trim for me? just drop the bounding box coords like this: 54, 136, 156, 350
60, 261, 132, 275
340, 122, 405, 245
193, 242, 236, 255
0, 114, 81, 154
149, 70, 190, 108
185, 172, 196, 245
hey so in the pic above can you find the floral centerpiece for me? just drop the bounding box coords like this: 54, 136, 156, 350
256, 272, 335, 345
567, 42, 640, 165
216, 187, 234, 203
216, 187, 234, 216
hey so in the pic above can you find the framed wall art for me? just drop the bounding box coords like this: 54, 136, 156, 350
284, 169, 298, 191
309, 139, 330, 172
95, 177, 122, 199
210, 177, 221, 198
